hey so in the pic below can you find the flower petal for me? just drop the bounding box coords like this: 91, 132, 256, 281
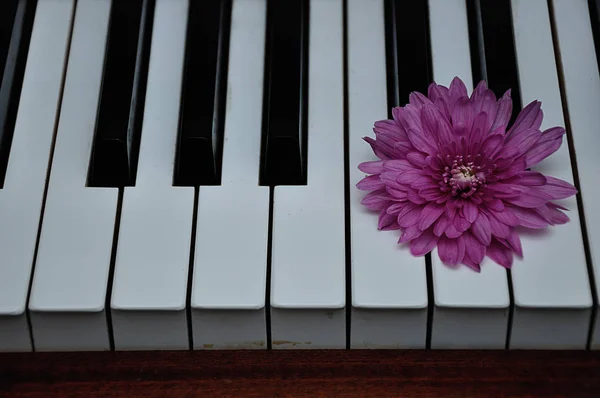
507, 100, 543, 138
487, 239, 514, 268
358, 160, 384, 174
356, 175, 385, 191
409, 230, 439, 256
538, 176, 578, 199
525, 127, 565, 168
462, 200, 479, 223
470, 212, 492, 245
438, 235, 466, 265
419, 202, 445, 230
378, 209, 399, 230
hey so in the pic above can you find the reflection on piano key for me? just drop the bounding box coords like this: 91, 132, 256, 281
260, 0, 308, 186
428, 0, 510, 349
29, 0, 118, 351
0, 0, 74, 352
191, 0, 269, 350
349, 0, 428, 349
269, 0, 346, 349
110, 0, 193, 351
551, 0, 600, 349
0, 0, 36, 188
173, 0, 231, 186
507, 0, 592, 349
88, 0, 153, 188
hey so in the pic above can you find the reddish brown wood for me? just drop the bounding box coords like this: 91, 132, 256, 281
1, 350, 600, 397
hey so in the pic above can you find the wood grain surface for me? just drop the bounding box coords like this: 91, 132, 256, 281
1, 350, 600, 397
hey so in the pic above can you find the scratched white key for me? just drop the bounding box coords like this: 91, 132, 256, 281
429, 0, 510, 349
506, 0, 592, 349
0, 0, 75, 352
269, 0, 346, 349
28, 0, 118, 351
110, 0, 193, 351
551, 0, 600, 349
348, 0, 428, 349
190, 0, 270, 350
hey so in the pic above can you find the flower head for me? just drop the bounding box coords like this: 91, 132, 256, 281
357, 77, 577, 272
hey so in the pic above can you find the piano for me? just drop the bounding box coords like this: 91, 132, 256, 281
3, 0, 600, 395
2, 0, 600, 363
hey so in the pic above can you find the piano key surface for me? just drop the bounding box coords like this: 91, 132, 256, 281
190, 0, 270, 350
28, 0, 117, 351
1, 0, 600, 352
110, 0, 193, 351
429, 0, 510, 350
0, 0, 74, 352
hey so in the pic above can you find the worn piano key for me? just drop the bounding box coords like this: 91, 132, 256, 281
110, 0, 193, 351
0, 0, 36, 188
87, 0, 154, 187
466, 0, 522, 125
384, 0, 432, 108
173, 0, 231, 186
550, 0, 600, 349
0, 0, 74, 352
29, 0, 118, 351
259, 0, 309, 186
190, 0, 269, 350
269, 0, 345, 349
349, 0, 428, 349
506, 0, 592, 349
428, 0, 510, 349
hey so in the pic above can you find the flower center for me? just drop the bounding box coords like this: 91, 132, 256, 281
442, 156, 486, 198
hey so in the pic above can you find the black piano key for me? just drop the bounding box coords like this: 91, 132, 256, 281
259, 0, 309, 186
466, 0, 522, 125
587, 0, 600, 75
0, 0, 36, 188
173, 0, 232, 186
384, 0, 432, 114
87, 0, 155, 187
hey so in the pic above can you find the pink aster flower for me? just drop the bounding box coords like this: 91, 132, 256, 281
357, 77, 578, 272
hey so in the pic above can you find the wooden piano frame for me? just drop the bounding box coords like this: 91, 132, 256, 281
1, 349, 599, 396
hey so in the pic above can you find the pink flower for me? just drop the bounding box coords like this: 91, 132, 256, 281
357, 77, 577, 272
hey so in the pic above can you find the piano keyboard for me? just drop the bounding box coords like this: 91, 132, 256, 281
0, 0, 599, 352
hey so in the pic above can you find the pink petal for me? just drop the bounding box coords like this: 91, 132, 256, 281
378, 209, 399, 230
361, 189, 389, 210
409, 230, 439, 256
462, 232, 485, 269
433, 214, 452, 236
490, 91, 512, 131
538, 176, 578, 199
470, 212, 492, 245
438, 235, 466, 265
399, 225, 422, 243
409, 91, 432, 106
518, 171, 547, 186
419, 202, 445, 230
451, 96, 473, 136
487, 239, 514, 268
397, 203, 422, 228
505, 186, 553, 208
502, 128, 541, 159
356, 175, 384, 191
358, 160, 384, 174
448, 76, 469, 104
462, 201, 479, 223
507, 100, 543, 138
525, 127, 565, 168
406, 127, 437, 155
508, 205, 551, 229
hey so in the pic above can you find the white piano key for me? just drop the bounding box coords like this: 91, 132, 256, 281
550, 0, 600, 349
269, 0, 346, 349
348, 0, 428, 349
110, 0, 193, 351
428, 0, 510, 349
28, 0, 118, 351
0, 0, 75, 352
190, 0, 269, 350
506, 0, 592, 349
